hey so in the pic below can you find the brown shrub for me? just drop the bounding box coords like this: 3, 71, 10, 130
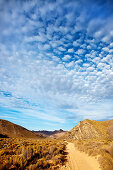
0, 138, 66, 170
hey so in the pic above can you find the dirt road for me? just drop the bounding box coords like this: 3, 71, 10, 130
60, 142, 101, 170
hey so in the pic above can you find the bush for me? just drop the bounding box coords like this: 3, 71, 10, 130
0, 138, 67, 169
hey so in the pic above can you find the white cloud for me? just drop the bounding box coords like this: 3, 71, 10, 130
94, 30, 103, 38
102, 47, 109, 52
58, 46, 66, 51
66, 61, 74, 67
102, 36, 110, 43
62, 55, 71, 61
87, 67, 94, 72
0, 0, 113, 128
43, 44, 50, 50
68, 48, 74, 53
75, 59, 82, 64
109, 49, 113, 53
76, 49, 85, 55
83, 63, 90, 67
73, 41, 79, 46
109, 42, 113, 47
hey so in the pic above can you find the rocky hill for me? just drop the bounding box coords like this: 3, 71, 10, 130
0, 119, 43, 138
63, 119, 113, 140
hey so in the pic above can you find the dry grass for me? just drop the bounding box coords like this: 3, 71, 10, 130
73, 139, 113, 170
0, 138, 67, 170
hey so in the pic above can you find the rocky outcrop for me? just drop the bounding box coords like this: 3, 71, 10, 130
63, 119, 113, 140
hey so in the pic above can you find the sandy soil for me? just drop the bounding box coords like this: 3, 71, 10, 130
60, 142, 101, 170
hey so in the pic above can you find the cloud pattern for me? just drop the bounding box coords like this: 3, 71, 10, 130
0, 0, 113, 130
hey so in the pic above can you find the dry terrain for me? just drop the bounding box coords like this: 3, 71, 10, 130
61, 119, 113, 170
74, 139, 113, 170
1, 118, 113, 170
0, 138, 66, 170
63, 119, 113, 140
0, 119, 43, 139
60, 142, 100, 170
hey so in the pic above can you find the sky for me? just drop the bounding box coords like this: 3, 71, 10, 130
0, 0, 113, 131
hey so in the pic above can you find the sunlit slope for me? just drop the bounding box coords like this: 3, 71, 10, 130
0, 119, 42, 138
63, 119, 113, 140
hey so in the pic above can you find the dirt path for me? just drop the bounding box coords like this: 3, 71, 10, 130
60, 142, 101, 170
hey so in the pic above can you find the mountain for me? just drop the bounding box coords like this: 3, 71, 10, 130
0, 119, 43, 138
33, 129, 67, 138
63, 119, 113, 140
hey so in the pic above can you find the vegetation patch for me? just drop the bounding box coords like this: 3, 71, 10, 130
0, 138, 67, 170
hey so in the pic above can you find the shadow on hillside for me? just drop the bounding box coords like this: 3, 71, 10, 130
61, 150, 68, 165
0, 134, 9, 138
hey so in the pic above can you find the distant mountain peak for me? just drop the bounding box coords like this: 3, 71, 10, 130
33, 129, 67, 138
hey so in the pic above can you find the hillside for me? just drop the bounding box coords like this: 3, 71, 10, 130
0, 119, 43, 138
63, 119, 113, 140
33, 129, 67, 138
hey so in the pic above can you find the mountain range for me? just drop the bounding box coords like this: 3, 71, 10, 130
0, 118, 113, 140
33, 129, 66, 138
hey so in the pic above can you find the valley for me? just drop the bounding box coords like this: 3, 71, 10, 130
0, 119, 113, 169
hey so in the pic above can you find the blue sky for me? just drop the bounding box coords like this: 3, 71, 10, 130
0, 0, 113, 130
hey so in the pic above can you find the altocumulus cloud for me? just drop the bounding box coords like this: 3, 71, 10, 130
0, 0, 113, 130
